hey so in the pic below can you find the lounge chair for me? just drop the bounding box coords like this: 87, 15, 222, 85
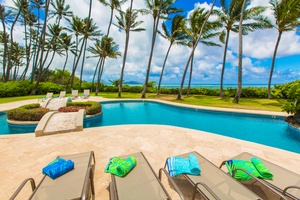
71, 89, 78, 99
82, 89, 90, 99
219, 152, 300, 200
39, 92, 53, 102
108, 152, 184, 200
163, 151, 261, 200
10, 151, 95, 200
59, 91, 66, 98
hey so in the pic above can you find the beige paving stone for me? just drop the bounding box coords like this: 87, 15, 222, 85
0, 98, 299, 199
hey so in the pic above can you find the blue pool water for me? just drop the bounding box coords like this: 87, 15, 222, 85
1, 101, 300, 153
85, 101, 300, 153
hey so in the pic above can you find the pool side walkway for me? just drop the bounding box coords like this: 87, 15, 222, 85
0, 97, 299, 199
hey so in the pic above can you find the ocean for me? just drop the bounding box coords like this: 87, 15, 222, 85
123, 84, 273, 89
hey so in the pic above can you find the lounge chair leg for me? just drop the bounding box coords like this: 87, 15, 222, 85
9, 178, 36, 200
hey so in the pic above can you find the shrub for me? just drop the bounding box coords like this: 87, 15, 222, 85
7, 103, 50, 121
36, 82, 65, 95
66, 101, 102, 115
0, 80, 33, 97
58, 106, 89, 113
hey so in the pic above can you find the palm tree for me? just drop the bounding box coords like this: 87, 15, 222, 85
6, 0, 28, 82
233, 0, 247, 104
49, 0, 72, 26
87, 36, 121, 94
185, 7, 223, 96
98, 0, 127, 36
216, 0, 272, 98
59, 33, 76, 84
177, 0, 217, 100
141, 0, 182, 98
78, 18, 102, 90
0, 4, 13, 80
114, 5, 146, 97
267, 0, 300, 99
157, 14, 187, 95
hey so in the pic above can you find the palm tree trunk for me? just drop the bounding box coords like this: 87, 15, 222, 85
233, 0, 246, 104
268, 31, 282, 99
70, 37, 85, 89
107, 7, 114, 36
177, 0, 217, 100
92, 57, 101, 92
157, 42, 172, 95
79, 37, 89, 90
1, 18, 8, 81
220, 29, 230, 98
118, 0, 133, 98
60, 50, 69, 84
6, 1, 24, 82
31, 6, 41, 83
30, 0, 50, 95
96, 57, 105, 95
141, 0, 162, 98
187, 51, 195, 96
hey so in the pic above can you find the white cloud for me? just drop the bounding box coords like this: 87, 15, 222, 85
1, 0, 299, 85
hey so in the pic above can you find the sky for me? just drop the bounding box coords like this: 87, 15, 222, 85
1, 0, 300, 85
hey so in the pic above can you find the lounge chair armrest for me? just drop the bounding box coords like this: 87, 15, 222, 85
9, 178, 36, 200
283, 185, 300, 197
192, 182, 220, 200
158, 168, 185, 200
234, 168, 288, 200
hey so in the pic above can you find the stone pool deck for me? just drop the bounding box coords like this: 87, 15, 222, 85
0, 97, 299, 199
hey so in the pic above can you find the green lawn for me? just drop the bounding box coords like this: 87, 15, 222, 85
0, 92, 288, 112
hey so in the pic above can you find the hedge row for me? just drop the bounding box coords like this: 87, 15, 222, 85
6, 103, 50, 121
6, 101, 102, 121
66, 101, 102, 115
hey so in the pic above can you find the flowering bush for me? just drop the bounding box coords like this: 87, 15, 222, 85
58, 106, 89, 113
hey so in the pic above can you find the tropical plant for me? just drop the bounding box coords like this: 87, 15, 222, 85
114, 4, 146, 97
98, 0, 127, 36
185, 7, 223, 96
267, 0, 300, 99
177, 1, 217, 100
141, 0, 182, 98
233, 0, 247, 104
87, 36, 121, 95
157, 14, 187, 95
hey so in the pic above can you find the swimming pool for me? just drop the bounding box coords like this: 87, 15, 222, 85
1, 101, 300, 153
85, 101, 300, 153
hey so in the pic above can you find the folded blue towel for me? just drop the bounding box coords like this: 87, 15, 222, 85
166, 154, 201, 177
42, 158, 74, 179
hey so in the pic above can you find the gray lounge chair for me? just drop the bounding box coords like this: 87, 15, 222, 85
219, 152, 300, 200
10, 151, 95, 200
108, 152, 184, 200
39, 92, 53, 102
82, 89, 90, 99
71, 90, 78, 99
59, 91, 66, 98
163, 151, 261, 200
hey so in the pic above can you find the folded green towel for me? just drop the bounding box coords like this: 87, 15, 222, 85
225, 159, 262, 181
104, 156, 137, 177
251, 158, 273, 180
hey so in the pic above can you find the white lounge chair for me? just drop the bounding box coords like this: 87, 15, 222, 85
82, 89, 90, 99
71, 90, 78, 99
59, 91, 66, 98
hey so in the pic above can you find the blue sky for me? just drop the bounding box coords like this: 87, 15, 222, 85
1, 0, 300, 85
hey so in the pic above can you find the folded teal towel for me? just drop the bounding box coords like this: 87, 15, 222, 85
166, 154, 201, 177
225, 159, 262, 181
104, 156, 137, 177
251, 158, 273, 180
42, 158, 74, 179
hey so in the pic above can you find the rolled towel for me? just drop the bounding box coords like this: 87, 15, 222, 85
42, 158, 74, 179
166, 154, 200, 177
251, 158, 273, 180
104, 156, 137, 177
188, 154, 201, 175
225, 159, 262, 181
